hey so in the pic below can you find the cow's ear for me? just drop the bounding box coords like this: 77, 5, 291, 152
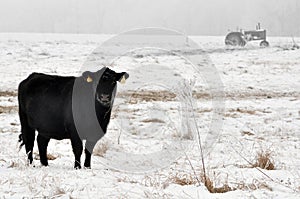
117, 72, 129, 84
82, 71, 93, 83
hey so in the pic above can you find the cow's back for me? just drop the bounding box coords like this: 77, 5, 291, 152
18, 73, 75, 139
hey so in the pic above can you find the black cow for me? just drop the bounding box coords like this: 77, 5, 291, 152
18, 67, 129, 169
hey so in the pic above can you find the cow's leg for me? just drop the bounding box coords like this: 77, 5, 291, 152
70, 135, 83, 169
19, 110, 35, 164
84, 141, 97, 169
37, 134, 50, 166
24, 129, 35, 164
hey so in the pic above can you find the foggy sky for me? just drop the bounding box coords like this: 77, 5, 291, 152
0, 0, 299, 36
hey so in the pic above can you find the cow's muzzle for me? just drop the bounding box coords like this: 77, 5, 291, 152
96, 93, 111, 106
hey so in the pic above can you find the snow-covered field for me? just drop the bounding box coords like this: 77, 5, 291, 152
0, 33, 299, 198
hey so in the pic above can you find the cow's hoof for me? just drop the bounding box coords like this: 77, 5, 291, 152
84, 166, 91, 169
84, 163, 91, 168
27, 158, 33, 165
74, 165, 82, 169
41, 162, 48, 167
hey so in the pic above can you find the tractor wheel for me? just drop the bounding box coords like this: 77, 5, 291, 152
225, 32, 246, 47
260, 40, 269, 47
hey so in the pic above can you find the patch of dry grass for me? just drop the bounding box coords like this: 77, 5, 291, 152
118, 176, 138, 184
165, 171, 234, 193
34, 152, 58, 161
0, 91, 17, 97
7, 158, 27, 169
7, 161, 20, 168
0, 106, 18, 114
200, 173, 235, 193
166, 170, 273, 193
141, 118, 165, 123
0, 91, 18, 114
118, 90, 300, 102
225, 108, 257, 117
93, 141, 109, 157
234, 180, 272, 191
167, 173, 196, 186
254, 150, 275, 170
117, 169, 273, 195
235, 108, 256, 115
51, 186, 68, 198
241, 131, 255, 136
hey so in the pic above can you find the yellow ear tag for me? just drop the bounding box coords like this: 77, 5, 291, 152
86, 76, 93, 83
120, 75, 126, 84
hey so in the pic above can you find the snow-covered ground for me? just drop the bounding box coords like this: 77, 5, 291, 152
0, 33, 299, 198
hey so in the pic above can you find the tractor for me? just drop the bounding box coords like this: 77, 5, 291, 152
225, 23, 269, 47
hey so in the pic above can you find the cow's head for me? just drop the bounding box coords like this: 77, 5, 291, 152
82, 67, 129, 107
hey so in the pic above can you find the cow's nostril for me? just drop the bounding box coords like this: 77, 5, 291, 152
100, 94, 110, 101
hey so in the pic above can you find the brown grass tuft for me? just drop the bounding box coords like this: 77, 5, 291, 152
241, 131, 255, 136
224, 108, 258, 118
0, 106, 18, 114
200, 173, 234, 193
200, 173, 271, 193
53, 187, 67, 196
254, 151, 275, 170
0, 91, 17, 97
34, 152, 58, 160
141, 118, 165, 123
119, 90, 176, 103
236, 108, 256, 115
167, 173, 196, 186
165, 171, 234, 193
93, 142, 109, 157
235, 180, 272, 191
8, 161, 20, 168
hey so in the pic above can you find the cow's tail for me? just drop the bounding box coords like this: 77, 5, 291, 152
18, 96, 25, 151
18, 82, 27, 151
18, 76, 36, 158
18, 133, 25, 151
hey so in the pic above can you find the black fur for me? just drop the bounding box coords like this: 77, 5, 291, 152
18, 67, 129, 169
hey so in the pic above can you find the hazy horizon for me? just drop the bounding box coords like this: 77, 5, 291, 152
0, 0, 299, 36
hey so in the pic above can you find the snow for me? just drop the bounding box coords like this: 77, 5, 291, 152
0, 33, 299, 198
